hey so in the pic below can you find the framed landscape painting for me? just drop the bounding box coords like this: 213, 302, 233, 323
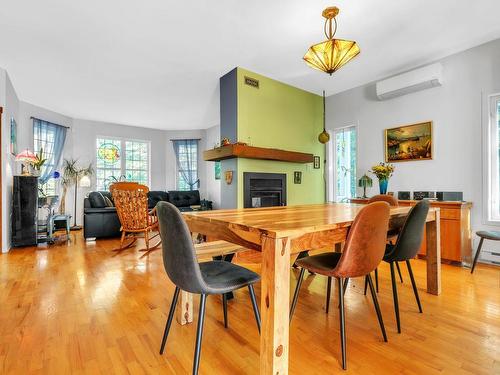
385, 121, 432, 162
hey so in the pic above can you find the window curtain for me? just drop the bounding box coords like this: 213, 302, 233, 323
172, 139, 199, 190
33, 118, 67, 184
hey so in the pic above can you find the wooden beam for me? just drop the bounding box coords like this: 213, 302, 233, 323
203, 144, 314, 163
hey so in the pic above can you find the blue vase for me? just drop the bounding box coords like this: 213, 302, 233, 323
379, 179, 388, 194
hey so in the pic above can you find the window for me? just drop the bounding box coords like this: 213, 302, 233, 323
172, 139, 199, 191
332, 126, 357, 202
96, 137, 150, 190
33, 119, 67, 196
488, 94, 500, 221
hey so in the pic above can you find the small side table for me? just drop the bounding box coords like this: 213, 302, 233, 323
48, 214, 72, 243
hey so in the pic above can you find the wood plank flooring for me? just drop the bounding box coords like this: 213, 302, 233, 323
0, 232, 499, 374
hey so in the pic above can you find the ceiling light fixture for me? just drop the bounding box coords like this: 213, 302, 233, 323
304, 6, 360, 75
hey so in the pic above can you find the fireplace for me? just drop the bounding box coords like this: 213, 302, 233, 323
243, 172, 287, 208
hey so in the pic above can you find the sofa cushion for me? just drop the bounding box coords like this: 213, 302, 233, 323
168, 190, 200, 208
84, 207, 117, 214
88, 192, 107, 208
148, 191, 169, 209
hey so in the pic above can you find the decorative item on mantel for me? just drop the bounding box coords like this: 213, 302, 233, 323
358, 174, 373, 198
370, 162, 394, 195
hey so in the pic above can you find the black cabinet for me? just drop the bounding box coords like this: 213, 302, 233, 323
12, 176, 38, 247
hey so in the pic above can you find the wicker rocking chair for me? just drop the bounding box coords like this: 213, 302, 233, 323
110, 182, 161, 254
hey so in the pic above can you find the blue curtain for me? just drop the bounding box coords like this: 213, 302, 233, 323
172, 139, 199, 190
33, 118, 67, 184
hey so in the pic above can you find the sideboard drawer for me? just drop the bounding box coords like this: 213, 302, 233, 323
440, 208, 461, 220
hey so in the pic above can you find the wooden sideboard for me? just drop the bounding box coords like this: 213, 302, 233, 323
350, 198, 472, 264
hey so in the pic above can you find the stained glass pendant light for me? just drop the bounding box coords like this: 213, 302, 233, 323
304, 6, 360, 75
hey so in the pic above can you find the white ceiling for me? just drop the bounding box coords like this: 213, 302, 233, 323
1, 0, 500, 130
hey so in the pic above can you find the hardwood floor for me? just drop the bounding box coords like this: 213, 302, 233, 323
0, 232, 499, 374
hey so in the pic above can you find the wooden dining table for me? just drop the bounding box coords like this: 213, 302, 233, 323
182, 203, 441, 375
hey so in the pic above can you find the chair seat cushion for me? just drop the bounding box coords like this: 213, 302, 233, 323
199, 261, 260, 294
295, 252, 342, 276
476, 231, 500, 240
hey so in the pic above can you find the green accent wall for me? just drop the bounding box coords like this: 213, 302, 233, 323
235, 68, 325, 208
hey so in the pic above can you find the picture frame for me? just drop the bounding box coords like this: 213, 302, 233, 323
214, 161, 221, 180
313, 156, 320, 169
10, 117, 17, 155
385, 121, 433, 162
293, 171, 302, 184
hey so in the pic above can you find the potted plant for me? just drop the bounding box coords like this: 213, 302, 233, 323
59, 159, 94, 218
370, 162, 395, 194
31, 148, 47, 176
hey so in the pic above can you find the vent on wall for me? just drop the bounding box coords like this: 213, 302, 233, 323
244, 76, 259, 89
376, 63, 443, 100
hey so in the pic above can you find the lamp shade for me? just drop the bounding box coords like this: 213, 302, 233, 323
304, 39, 360, 75
79, 175, 91, 188
304, 6, 360, 75
15, 149, 37, 163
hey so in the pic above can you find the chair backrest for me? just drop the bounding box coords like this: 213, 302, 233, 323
368, 194, 399, 206
332, 202, 391, 278
387, 200, 430, 262
110, 182, 150, 231
156, 201, 207, 294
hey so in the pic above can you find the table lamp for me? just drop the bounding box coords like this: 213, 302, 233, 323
358, 174, 373, 198
15, 149, 37, 176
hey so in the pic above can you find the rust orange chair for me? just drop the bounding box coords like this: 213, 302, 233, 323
110, 182, 161, 254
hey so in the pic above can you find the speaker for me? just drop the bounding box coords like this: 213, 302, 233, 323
398, 191, 411, 200
413, 191, 435, 200
436, 191, 463, 201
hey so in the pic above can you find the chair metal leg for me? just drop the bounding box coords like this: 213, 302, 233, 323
389, 262, 401, 333
337, 277, 347, 370
406, 260, 423, 313
367, 274, 388, 342
375, 268, 379, 293
159, 286, 180, 354
248, 284, 261, 333
471, 237, 484, 274
289, 268, 306, 322
338, 278, 349, 308
193, 294, 207, 375
364, 275, 368, 295
326, 276, 332, 314
396, 261, 403, 283
222, 293, 228, 328
343, 278, 349, 296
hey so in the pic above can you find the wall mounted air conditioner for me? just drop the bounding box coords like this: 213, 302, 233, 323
376, 63, 443, 100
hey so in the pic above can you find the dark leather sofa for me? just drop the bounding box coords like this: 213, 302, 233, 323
83, 190, 203, 239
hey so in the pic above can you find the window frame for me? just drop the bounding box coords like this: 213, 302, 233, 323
328, 124, 358, 203
486, 94, 500, 224
174, 140, 199, 191
95, 136, 151, 191
33, 122, 58, 196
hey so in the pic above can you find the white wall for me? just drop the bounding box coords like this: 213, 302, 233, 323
326, 38, 500, 258
1, 71, 19, 252
204, 125, 221, 208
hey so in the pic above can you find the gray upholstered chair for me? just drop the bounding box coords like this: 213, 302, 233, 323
382, 200, 429, 333
156, 202, 261, 375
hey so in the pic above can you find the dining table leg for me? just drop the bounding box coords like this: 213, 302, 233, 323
177, 291, 193, 325
425, 210, 441, 295
260, 234, 291, 375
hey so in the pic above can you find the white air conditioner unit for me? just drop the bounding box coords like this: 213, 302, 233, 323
376, 63, 443, 100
